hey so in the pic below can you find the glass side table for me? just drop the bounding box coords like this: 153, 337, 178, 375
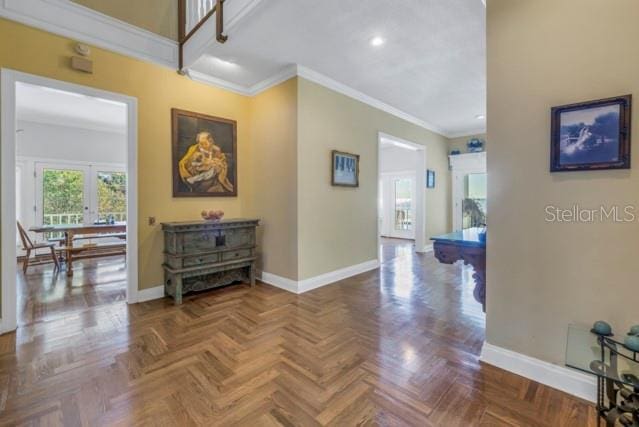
566, 325, 639, 426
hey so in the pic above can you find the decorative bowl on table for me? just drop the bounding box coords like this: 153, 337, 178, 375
201, 210, 224, 222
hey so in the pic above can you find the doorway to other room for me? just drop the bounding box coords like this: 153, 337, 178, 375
1, 70, 138, 333
377, 133, 426, 254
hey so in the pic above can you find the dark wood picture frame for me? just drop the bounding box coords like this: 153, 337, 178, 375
172, 108, 238, 197
550, 95, 631, 172
331, 150, 360, 187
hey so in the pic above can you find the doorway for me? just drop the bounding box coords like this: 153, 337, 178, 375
377, 132, 426, 254
450, 152, 487, 231
1, 69, 138, 333
380, 172, 417, 240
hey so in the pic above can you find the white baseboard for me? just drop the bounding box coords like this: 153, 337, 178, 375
480, 342, 596, 402
419, 244, 433, 253
259, 259, 380, 294
136, 285, 165, 303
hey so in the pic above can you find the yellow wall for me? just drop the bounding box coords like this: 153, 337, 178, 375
448, 133, 487, 154
71, 0, 178, 40
247, 79, 299, 280
487, 0, 639, 364
0, 19, 251, 292
297, 78, 451, 279
0, 18, 453, 311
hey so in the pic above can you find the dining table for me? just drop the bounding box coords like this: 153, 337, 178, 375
30, 222, 126, 276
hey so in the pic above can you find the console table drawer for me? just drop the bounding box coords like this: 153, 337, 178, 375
184, 253, 220, 267
162, 219, 259, 305
222, 249, 252, 261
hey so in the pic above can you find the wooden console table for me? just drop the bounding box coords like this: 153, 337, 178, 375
162, 219, 259, 304
431, 228, 486, 311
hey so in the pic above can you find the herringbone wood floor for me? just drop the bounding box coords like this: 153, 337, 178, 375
0, 240, 596, 426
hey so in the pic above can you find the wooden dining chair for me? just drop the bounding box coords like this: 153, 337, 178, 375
17, 221, 60, 273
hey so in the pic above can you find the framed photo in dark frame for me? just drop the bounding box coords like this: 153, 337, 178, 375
331, 150, 359, 187
550, 95, 631, 172
426, 169, 435, 188
171, 108, 237, 197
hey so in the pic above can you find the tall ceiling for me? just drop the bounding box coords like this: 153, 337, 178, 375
189, 0, 486, 137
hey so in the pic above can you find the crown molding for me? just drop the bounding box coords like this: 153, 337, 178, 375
0, 0, 179, 69
1, 0, 467, 138
247, 65, 298, 96
447, 128, 487, 139
186, 69, 252, 96
295, 65, 448, 137
187, 65, 298, 97
186, 64, 452, 137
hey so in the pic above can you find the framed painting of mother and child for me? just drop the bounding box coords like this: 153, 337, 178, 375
171, 108, 237, 197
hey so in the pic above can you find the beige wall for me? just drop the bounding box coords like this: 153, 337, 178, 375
248, 79, 299, 280
72, 0, 178, 40
448, 133, 487, 154
487, 0, 639, 364
297, 78, 451, 280
0, 19, 251, 298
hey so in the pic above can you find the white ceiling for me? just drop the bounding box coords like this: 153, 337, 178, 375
16, 82, 127, 134
189, 0, 486, 137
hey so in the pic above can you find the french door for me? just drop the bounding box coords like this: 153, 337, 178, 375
34, 162, 126, 228
380, 172, 416, 239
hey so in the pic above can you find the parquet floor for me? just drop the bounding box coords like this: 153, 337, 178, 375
0, 240, 596, 426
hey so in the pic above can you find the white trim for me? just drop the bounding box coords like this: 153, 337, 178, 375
247, 66, 298, 96
1, 69, 139, 331
447, 128, 487, 139
449, 151, 487, 170
0, 0, 474, 139
0, 0, 179, 69
259, 259, 380, 294
137, 286, 165, 303
299, 67, 447, 137
186, 70, 252, 97
258, 271, 299, 293
421, 244, 433, 253
480, 342, 596, 402
1, 69, 18, 333
187, 65, 454, 137
17, 155, 125, 168
187, 65, 298, 97
298, 260, 379, 293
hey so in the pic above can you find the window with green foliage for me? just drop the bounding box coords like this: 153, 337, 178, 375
42, 169, 84, 225
97, 171, 126, 222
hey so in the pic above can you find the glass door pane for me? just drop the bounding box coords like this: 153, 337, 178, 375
96, 171, 127, 223
394, 178, 413, 231
462, 173, 487, 229
36, 165, 89, 239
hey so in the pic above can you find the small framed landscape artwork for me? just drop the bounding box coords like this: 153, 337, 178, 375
331, 150, 359, 187
550, 95, 631, 172
172, 109, 237, 197
426, 169, 435, 188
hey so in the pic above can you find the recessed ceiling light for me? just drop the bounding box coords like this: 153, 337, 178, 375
370, 36, 385, 47
475, 114, 486, 120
